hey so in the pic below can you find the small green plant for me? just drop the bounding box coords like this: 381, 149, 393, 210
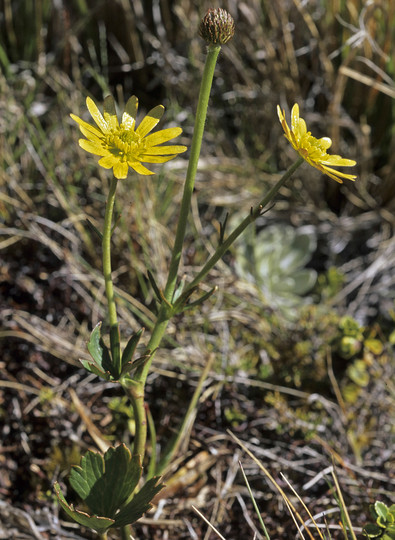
235, 224, 317, 317
363, 502, 395, 540
53, 7, 357, 538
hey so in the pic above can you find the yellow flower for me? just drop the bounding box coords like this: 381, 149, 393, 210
277, 103, 357, 183
70, 96, 187, 179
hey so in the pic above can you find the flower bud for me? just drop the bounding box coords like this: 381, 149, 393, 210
199, 8, 235, 45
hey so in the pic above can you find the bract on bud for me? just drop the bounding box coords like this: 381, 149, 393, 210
199, 8, 235, 45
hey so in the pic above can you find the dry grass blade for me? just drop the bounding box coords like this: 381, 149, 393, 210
280, 473, 325, 540
192, 505, 227, 540
331, 467, 357, 540
228, 430, 316, 540
239, 461, 270, 540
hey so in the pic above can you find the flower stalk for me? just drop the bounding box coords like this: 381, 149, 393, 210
133, 43, 222, 389
102, 177, 119, 327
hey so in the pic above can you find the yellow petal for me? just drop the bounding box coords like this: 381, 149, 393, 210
144, 127, 183, 146
70, 114, 104, 139
136, 105, 164, 137
78, 126, 104, 143
103, 95, 119, 131
129, 162, 155, 175
321, 165, 357, 180
296, 117, 307, 138
79, 139, 109, 157
122, 96, 138, 131
291, 104, 300, 132
113, 161, 129, 179
86, 97, 108, 133
143, 145, 187, 155
321, 155, 356, 166
139, 154, 177, 163
98, 155, 118, 169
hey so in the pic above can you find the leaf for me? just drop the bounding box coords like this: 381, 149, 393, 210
102, 446, 142, 516
110, 324, 121, 377
384, 525, 395, 539
121, 352, 152, 378
112, 476, 164, 528
85, 218, 103, 241
121, 328, 144, 368
80, 359, 108, 379
54, 482, 114, 533
69, 451, 104, 500
69, 445, 142, 518
375, 502, 389, 521
219, 212, 229, 245
147, 270, 162, 303
86, 322, 116, 378
178, 286, 217, 312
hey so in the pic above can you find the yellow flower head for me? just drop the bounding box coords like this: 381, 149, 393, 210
277, 103, 357, 183
70, 96, 187, 179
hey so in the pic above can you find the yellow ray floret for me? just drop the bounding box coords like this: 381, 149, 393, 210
277, 103, 357, 183
70, 96, 187, 179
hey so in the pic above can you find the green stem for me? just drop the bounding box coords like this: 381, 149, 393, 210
121, 525, 131, 540
102, 177, 119, 329
163, 44, 221, 304
123, 379, 147, 459
146, 404, 157, 479
133, 44, 222, 388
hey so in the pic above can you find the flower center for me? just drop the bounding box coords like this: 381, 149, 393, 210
299, 133, 327, 160
107, 129, 145, 161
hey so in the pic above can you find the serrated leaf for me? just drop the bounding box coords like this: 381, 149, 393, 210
112, 476, 164, 528
102, 446, 142, 516
70, 451, 104, 500
69, 445, 142, 518
121, 329, 144, 368
54, 482, 114, 533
